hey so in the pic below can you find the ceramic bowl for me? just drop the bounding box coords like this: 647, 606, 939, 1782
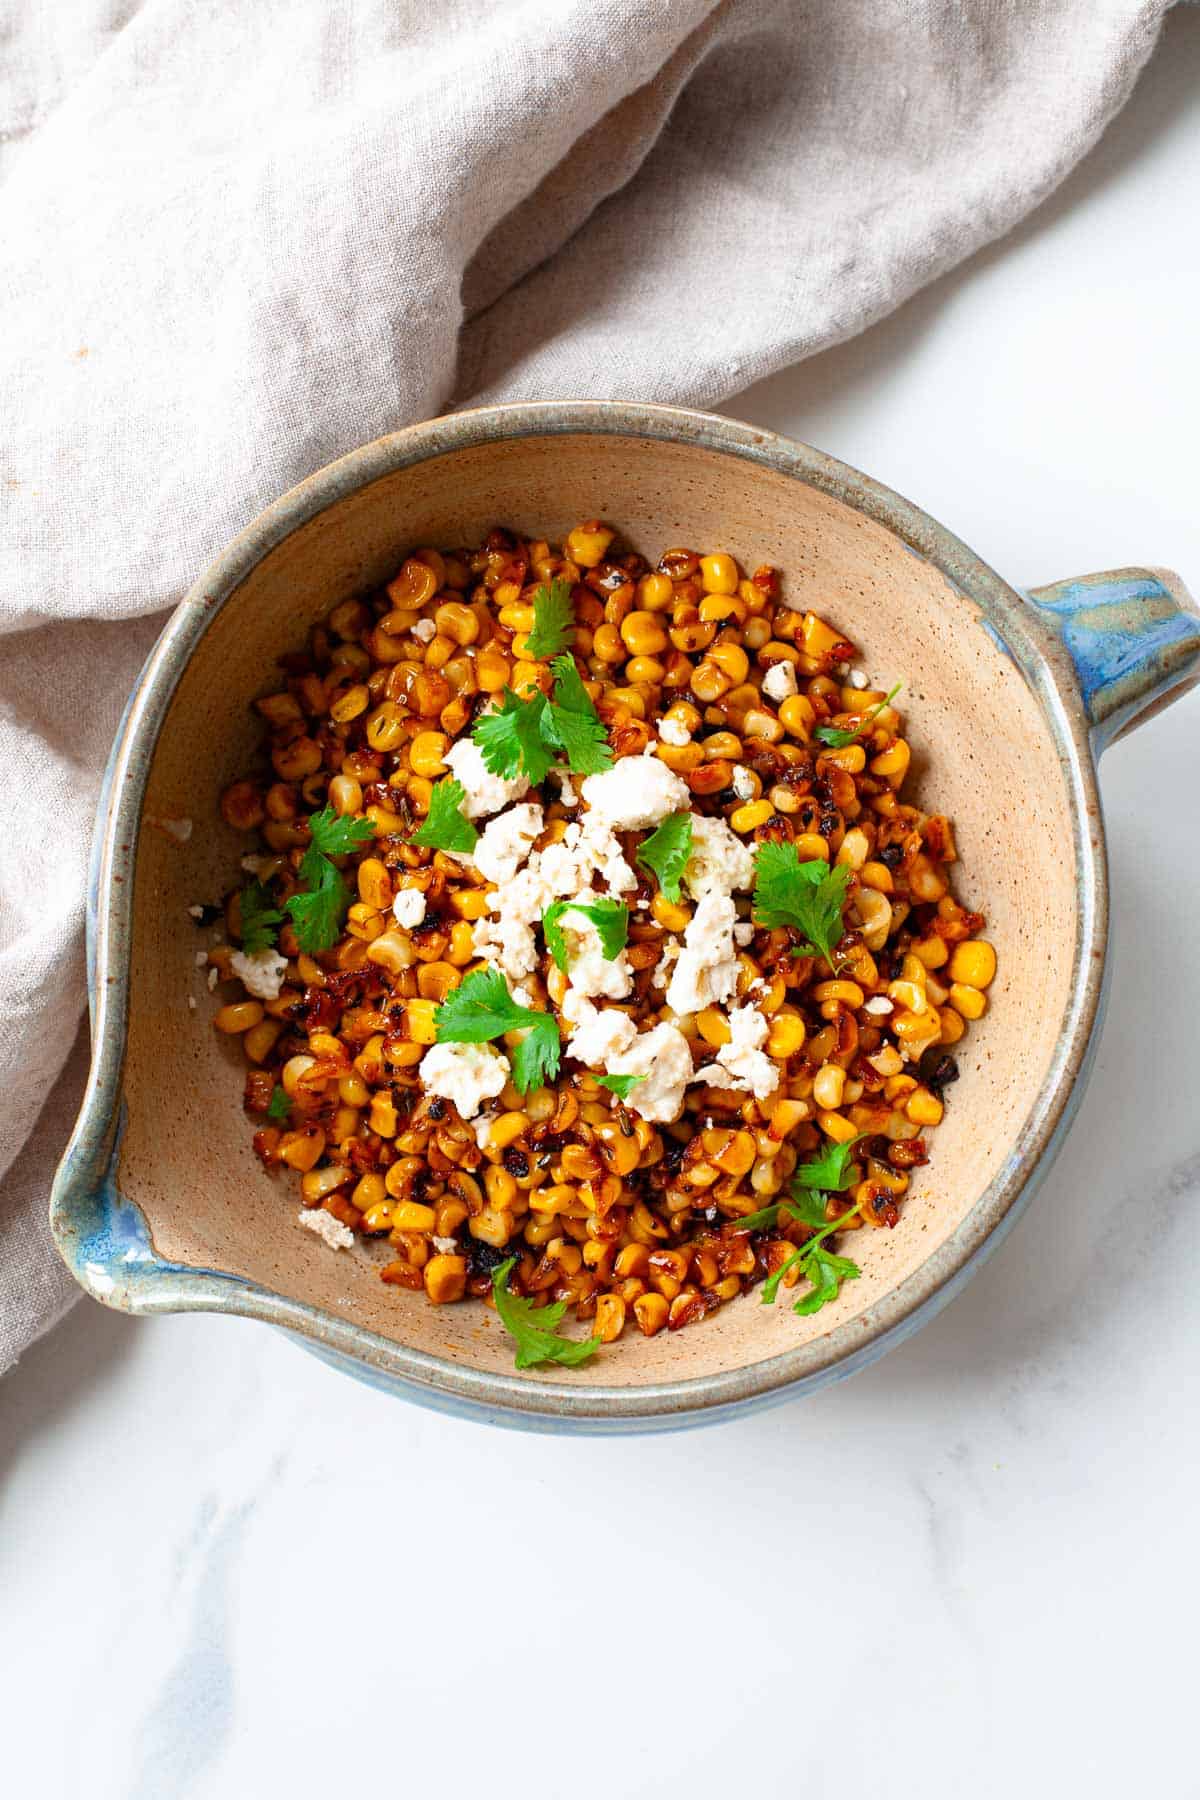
51, 402, 1200, 1432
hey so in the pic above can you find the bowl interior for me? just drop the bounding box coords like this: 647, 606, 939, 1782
116, 429, 1077, 1391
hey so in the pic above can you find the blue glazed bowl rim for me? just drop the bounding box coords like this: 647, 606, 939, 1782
54, 400, 1105, 1426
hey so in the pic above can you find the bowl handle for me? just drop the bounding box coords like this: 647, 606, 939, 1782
1025, 567, 1200, 754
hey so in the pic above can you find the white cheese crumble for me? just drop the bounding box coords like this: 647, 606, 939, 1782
297, 1209, 356, 1251
412, 617, 437, 644
432, 1235, 460, 1255
419, 1042, 510, 1120
551, 769, 579, 807
666, 894, 741, 1014
473, 803, 545, 886
581, 753, 689, 830
566, 998, 638, 1067
733, 921, 755, 946
762, 661, 798, 702
230, 947, 289, 1000
159, 815, 193, 842
187, 904, 205, 920
195, 950, 208, 967
657, 715, 692, 747
651, 935, 681, 992
560, 919, 633, 1023
391, 887, 427, 929
187, 995, 197, 1011
683, 814, 755, 902
444, 736, 531, 818
847, 667, 870, 689
241, 853, 272, 876
864, 995, 893, 1014
697, 1005, 780, 1101
206, 965, 219, 991
471, 812, 636, 982
731, 765, 756, 801
607, 1022, 696, 1124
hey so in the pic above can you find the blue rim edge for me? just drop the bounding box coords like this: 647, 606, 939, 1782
50, 400, 1119, 1434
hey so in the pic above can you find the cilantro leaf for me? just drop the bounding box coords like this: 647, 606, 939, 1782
596, 1073, 643, 1100
412, 778, 478, 854
472, 687, 558, 786
815, 682, 903, 749
238, 880, 283, 954
791, 1135, 865, 1195
490, 1256, 601, 1370
542, 898, 630, 973
524, 577, 575, 659
726, 1201, 790, 1234
285, 854, 348, 954
433, 967, 561, 1095
752, 842, 852, 966
305, 804, 376, 858
265, 1084, 291, 1123
636, 812, 693, 903
542, 654, 613, 775
793, 1245, 860, 1315
761, 1244, 806, 1306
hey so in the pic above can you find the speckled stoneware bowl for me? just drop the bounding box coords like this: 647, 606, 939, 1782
52, 402, 1200, 1432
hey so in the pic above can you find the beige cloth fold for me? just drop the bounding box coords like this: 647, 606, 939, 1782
0, 0, 1171, 1371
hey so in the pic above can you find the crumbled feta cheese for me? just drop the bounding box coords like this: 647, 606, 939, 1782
206, 965, 219, 991
608, 1022, 696, 1124
683, 814, 755, 902
581, 753, 689, 831
561, 919, 633, 1022
847, 667, 870, 689
187, 995, 197, 1011
733, 921, 755, 946
230, 947, 289, 1000
471, 808, 637, 982
194, 950, 208, 967
297, 1209, 356, 1252
444, 736, 531, 818
419, 1041, 511, 1120
731, 765, 756, 801
864, 995, 893, 1014
159, 815, 193, 842
697, 1005, 780, 1101
412, 617, 437, 644
392, 887, 427, 930
666, 894, 740, 1014
432, 1234, 460, 1254
657, 715, 691, 747
552, 769, 579, 807
762, 661, 798, 703
241, 853, 272, 876
473, 803, 545, 886
187, 904, 205, 920
566, 998, 638, 1067
651, 936, 681, 992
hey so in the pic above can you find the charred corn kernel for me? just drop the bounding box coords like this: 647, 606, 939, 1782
871, 739, 911, 785
352, 1172, 387, 1214
593, 1294, 627, 1343
446, 919, 476, 965
470, 1207, 514, 1247
328, 774, 363, 817
800, 612, 845, 658
812, 1063, 845, 1110
566, 521, 614, 567
750, 1157, 785, 1195
498, 601, 535, 634
214, 1000, 263, 1034
482, 1112, 527, 1152
633, 1291, 669, 1337
405, 999, 439, 1044
369, 1092, 399, 1138
657, 741, 704, 773
620, 611, 669, 657
409, 730, 449, 778
836, 827, 871, 870
639, 572, 674, 609
949, 940, 997, 989
766, 1012, 806, 1059
699, 552, 739, 595
483, 1165, 519, 1209
900, 954, 928, 990
592, 622, 625, 663
392, 1200, 437, 1232
709, 642, 750, 684
938, 1007, 966, 1046
730, 799, 774, 834
243, 1018, 283, 1064
859, 859, 895, 894
888, 979, 925, 1014
742, 708, 784, 745
279, 1128, 326, 1172
697, 1007, 732, 1048
794, 832, 830, 863
651, 894, 692, 932
690, 660, 732, 703
423, 1254, 467, 1304
906, 1088, 944, 1127
607, 686, 646, 716
330, 684, 370, 724
434, 601, 480, 645
387, 558, 439, 608
338, 1071, 369, 1107
896, 1008, 942, 1046
448, 888, 490, 921
356, 858, 392, 910
366, 702, 405, 753
365, 803, 405, 836
474, 647, 511, 691
300, 1166, 352, 1203
822, 742, 867, 774
813, 979, 864, 1009
757, 973, 787, 1015
949, 982, 987, 1020
383, 1040, 423, 1068
868, 1044, 905, 1077
853, 888, 892, 951
778, 694, 816, 740
416, 961, 460, 1002
817, 1109, 858, 1143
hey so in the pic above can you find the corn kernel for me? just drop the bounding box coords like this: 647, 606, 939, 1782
948, 940, 997, 990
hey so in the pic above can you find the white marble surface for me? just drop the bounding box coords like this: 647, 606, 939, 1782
4, 16, 1200, 1797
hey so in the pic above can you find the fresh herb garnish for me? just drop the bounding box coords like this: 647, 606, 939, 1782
726, 1140, 863, 1235
790, 1133, 865, 1194
238, 880, 284, 954
473, 686, 559, 787
636, 811, 693, 903
815, 682, 902, 749
265, 1084, 291, 1123
752, 841, 852, 967
523, 577, 575, 659
542, 898, 630, 973
761, 1204, 862, 1311
542, 654, 613, 775
490, 1256, 601, 1369
283, 806, 376, 954
595, 1073, 643, 1100
433, 967, 561, 1094
411, 778, 479, 854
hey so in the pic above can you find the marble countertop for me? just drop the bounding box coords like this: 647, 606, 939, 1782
4, 16, 1199, 1799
